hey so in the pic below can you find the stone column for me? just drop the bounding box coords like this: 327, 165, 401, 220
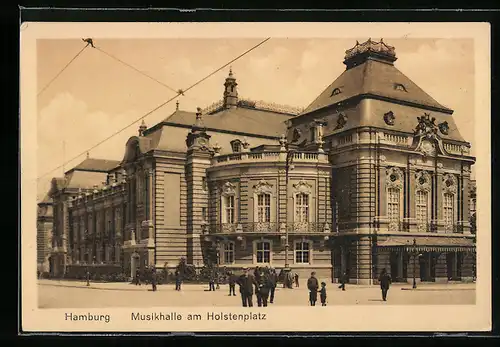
462, 170, 471, 234
408, 163, 417, 230
436, 170, 444, 232
357, 236, 373, 284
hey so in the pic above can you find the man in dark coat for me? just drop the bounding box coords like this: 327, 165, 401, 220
237, 267, 257, 307
268, 268, 278, 304
307, 272, 319, 306
257, 272, 272, 307
208, 269, 216, 291
228, 271, 237, 296
378, 268, 392, 301
175, 269, 182, 291
338, 271, 347, 291
151, 268, 158, 292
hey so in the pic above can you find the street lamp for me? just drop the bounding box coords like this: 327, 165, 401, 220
284, 147, 296, 279
411, 238, 422, 289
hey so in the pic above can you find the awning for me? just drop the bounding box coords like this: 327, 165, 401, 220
377, 235, 475, 252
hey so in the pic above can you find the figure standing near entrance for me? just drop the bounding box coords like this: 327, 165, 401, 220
338, 272, 347, 291
237, 267, 257, 307
151, 268, 157, 292
175, 269, 182, 291
228, 271, 237, 296
307, 272, 319, 306
294, 273, 300, 287
379, 268, 392, 301
269, 268, 278, 303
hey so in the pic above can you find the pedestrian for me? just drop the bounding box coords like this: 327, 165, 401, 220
86, 269, 90, 287
379, 268, 392, 301
294, 273, 300, 287
228, 271, 237, 296
135, 268, 141, 286
307, 271, 319, 306
257, 272, 272, 307
269, 268, 278, 304
254, 268, 263, 306
175, 269, 182, 291
151, 268, 157, 292
209, 269, 216, 291
237, 267, 257, 307
254, 266, 261, 283
338, 271, 347, 291
319, 282, 327, 306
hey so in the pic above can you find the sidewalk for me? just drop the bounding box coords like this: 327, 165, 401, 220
37, 279, 475, 292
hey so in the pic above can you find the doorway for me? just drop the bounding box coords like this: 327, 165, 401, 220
419, 252, 437, 282
130, 252, 139, 279
446, 252, 463, 281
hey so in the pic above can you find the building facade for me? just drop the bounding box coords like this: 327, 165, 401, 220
37, 194, 53, 273
44, 39, 476, 284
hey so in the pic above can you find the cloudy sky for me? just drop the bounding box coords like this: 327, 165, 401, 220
36, 38, 475, 201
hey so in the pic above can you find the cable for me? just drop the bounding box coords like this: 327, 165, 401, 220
93, 46, 179, 94
37, 37, 272, 181
37, 44, 89, 97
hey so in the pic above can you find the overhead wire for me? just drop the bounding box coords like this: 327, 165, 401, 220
36, 37, 272, 181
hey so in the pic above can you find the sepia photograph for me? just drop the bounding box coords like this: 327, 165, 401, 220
21, 22, 491, 332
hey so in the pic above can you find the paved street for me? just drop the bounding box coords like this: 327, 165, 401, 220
37, 279, 475, 308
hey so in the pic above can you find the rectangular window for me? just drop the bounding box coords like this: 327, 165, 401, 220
223, 242, 235, 264
388, 188, 400, 223
416, 190, 428, 230
257, 193, 271, 223
202, 207, 207, 221
444, 193, 454, 230
295, 193, 309, 223
225, 196, 235, 224
256, 241, 271, 263
295, 241, 310, 264
202, 177, 207, 191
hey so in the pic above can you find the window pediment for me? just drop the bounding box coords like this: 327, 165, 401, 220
386, 167, 404, 189
221, 181, 236, 196
415, 171, 432, 192
443, 174, 457, 194
253, 179, 273, 194
293, 179, 312, 194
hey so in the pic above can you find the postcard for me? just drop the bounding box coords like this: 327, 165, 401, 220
21, 21, 491, 333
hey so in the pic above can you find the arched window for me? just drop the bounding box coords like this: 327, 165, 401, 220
230, 140, 242, 153
222, 242, 235, 264
257, 193, 271, 223
443, 193, 454, 231
386, 167, 404, 231
388, 188, 400, 223
295, 193, 310, 223
224, 196, 235, 224
295, 241, 311, 264
254, 240, 272, 264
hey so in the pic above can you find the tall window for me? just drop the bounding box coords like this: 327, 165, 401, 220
310, 127, 316, 142
295, 241, 310, 264
257, 193, 271, 223
223, 242, 235, 264
295, 193, 309, 222
224, 196, 235, 224
256, 241, 271, 263
443, 193, 454, 230
231, 141, 241, 153
416, 190, 429, 230
387, 188, 401, 223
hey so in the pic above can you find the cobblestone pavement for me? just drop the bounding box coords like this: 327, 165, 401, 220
37, 279, 475, 308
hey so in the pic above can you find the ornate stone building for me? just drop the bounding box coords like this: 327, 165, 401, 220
45, 39, 476, 284
37, 194, 53, 273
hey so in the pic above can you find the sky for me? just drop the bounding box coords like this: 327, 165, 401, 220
36, 38, 475, 201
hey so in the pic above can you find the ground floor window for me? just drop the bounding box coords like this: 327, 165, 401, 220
222, 242, 235, 264
295, 241, 311, 264
255, 241, 271, 264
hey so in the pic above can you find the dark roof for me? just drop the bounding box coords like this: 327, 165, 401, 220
163, 107, 292, 138
302, 58, 452, 115
66, 158, 121, 174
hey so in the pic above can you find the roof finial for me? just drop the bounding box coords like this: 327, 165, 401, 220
176, 100, 179, 110
86, 152, 89, 159
195, 107, 204, 128
229, 66, 233, 77
139, 119, 147, 136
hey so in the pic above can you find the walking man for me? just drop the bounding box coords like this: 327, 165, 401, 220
269, 268, 278, 304
294, 273, 300, 288
151, 268, 157, 292
379, 268, 392, 301
338, 271, 347, 291
237, 267, 257, 307
307, 272, 319, 306
228, 271, 237, 296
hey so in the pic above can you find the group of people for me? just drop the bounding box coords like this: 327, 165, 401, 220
132, 264, 393, 304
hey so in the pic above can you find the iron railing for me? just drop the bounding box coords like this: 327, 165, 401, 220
209, 222, 330, 234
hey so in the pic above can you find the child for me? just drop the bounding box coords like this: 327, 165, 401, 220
319, 282, 327, 306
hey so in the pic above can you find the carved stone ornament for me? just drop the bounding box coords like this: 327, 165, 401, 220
438, 121, 449, 135
253, 179, 273, 194
386, 167, 404, 189
292, 128, 302, 143
379, 155, 387, 162
414, 113, 439, 139
415, 171, 432, 192
419, 139, 436, 157
442, 174, 458, 194
221, 181, 236, 196
293, 179, 313, 194
384, 111, 396, 126
334, 113, 348, 130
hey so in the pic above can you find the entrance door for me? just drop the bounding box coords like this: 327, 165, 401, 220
419, 253, 428, 281
446, 252, 454, 280
131, 253, 138, 278
390, 251, 400, 281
